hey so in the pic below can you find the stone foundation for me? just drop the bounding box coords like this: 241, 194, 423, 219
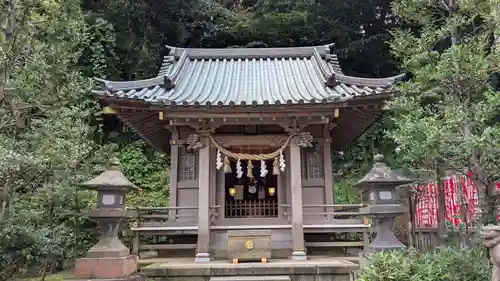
74, 255, 138, 279
140, 257, 357, 281
68, 274, 145, 281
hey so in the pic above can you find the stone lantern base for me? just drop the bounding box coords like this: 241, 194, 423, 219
74, 255, 139, 280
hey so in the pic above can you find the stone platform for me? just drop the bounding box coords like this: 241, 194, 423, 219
140, 256, 358, 281
67, 274, 145, 281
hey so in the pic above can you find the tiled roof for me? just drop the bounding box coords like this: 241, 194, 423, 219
94, 44, 405, 106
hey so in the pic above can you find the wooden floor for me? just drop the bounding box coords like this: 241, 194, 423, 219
139, 256, 359, 281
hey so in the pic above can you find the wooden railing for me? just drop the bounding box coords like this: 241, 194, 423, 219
225, 200, 278, 218
281, 203, 365, 220
281, 203, 371, 251
130, 205, 221, 228
305, 204, 365, 220
128, 205, 221, 255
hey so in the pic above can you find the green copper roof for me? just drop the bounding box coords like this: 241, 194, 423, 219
94, 44, 405, 106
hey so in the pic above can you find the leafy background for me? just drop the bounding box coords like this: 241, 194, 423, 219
0, 0, 498, 280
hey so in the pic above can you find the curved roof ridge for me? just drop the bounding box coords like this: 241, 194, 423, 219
335, 73, 407, 87
164, 44, 336, 59
94, 75, 174, 92
157, 55, 176, 77
163, 50, 188, 79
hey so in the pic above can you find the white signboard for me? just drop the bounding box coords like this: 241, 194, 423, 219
102, 194, 115, 205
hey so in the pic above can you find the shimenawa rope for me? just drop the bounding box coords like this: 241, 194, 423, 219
208, 134, 293, 161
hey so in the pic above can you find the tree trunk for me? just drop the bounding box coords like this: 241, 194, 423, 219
437, 166, 447, 243
409, 192, 421, 248
459, 179, 470, 246
1, 200, 6, 217
0, 0, 15, 102
40, 258, 48, 281
483, 181, 499, 224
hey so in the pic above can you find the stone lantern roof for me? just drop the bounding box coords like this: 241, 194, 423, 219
356, 154, 413, 187
78, 158, 140, 191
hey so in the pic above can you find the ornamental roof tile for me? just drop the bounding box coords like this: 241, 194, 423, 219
94, 44, 405, 106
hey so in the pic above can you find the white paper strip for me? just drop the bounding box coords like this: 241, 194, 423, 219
279, 151, 286, 172
236, 159, 243, 178
215, 149, 223, 170
260, 159, 268, 177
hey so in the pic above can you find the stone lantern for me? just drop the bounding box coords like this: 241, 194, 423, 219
73, 159, 142, 281
356, 154, 413, 252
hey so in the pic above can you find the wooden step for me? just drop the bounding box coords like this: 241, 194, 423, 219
210, 276, 291, 281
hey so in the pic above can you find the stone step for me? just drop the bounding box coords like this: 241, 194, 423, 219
210, 276, 291, 281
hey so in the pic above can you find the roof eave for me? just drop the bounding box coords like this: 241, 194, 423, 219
96, 91, 396, 110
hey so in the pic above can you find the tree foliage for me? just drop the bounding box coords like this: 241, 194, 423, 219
388, 0, 500, 224
119, 141, 170, 207
0, 0, 108, 278
359, 246, 491, 281
0, 0, 434, 278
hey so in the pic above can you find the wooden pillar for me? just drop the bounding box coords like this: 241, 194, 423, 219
323, 124, 335, 220
195, 136, 211, 263
168, 127, 179, 221
209, 147, 217, 218
278, 172, 286, 220
289, 136, 307, 260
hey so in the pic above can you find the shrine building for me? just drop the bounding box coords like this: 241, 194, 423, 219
93, 44, 405, 263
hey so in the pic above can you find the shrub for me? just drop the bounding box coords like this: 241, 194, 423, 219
119, 141, 170, 207
358, 246, 491, 281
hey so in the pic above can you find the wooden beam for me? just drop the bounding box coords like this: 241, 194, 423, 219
213, 134, 289, 148
168, 134, 291, 148
140, 244, 197, 250
131, 226, 198, 231
167, 116, 330, 128
149, 102, 348, 112
305, 241, 364, 247
158, 109, 339, 119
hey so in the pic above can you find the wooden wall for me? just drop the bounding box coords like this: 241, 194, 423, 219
171, 124, 333, 225
171, 126, 199, 222
300, 124, 332, 223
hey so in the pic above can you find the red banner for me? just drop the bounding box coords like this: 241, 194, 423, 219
414, 174, 500, 228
